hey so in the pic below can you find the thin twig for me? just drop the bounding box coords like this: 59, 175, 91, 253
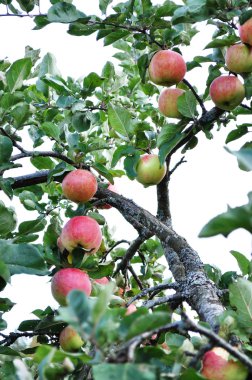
128, 265, 144, 290
143, 293, 183, 309
183, 79, 207, 114
126, 282, 179, 306
100, 240, 130, 263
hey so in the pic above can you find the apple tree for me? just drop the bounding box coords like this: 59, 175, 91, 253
0, 0, 252, 379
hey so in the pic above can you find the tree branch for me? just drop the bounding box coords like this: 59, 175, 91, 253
183, 79, 207, 114
126, 282, 179, 306
143, 293, 183, 309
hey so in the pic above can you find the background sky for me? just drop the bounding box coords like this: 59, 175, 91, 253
0, 0, 251, 332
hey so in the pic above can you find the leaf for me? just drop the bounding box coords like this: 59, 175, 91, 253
0, 298, 15, 312
111, 145, 138, 167
6, 58, 32, 93
180, 368, 204, 380
239, 9, 252, 25
137, 54, 149, 83
177, 92, 197, 118
36, 53, 60, 96
0, 135, 13, 164
99, 0, 113, 14
41, 74, 71, 95
229, 279, 252, 329
40, 121, 60, 140
0, 346, 21, 357
72, 112, 91, 132
47, 2, 85, 23
0, 201, 17, 236
157, 124, 185, 164
108, 104, 133, 140
204, 35, 239, 49
31, 156, 55, 170
0, 260, 11, 288
124, 154, 140, 180
230, 251, 250, 276
92, 282, 115, 325
104, 30, 130, 46
126, 311, 170, 340
82, 72, 104, 97
226, 146, 252, 171
225, 124, 250, 144
199, 201, 252, 238
93, 364, 158, 380
0, 241, 47, 275
18, 218, 47, 235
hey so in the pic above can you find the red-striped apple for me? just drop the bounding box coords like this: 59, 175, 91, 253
62, 169, 97, 203
209, 76, 245, 111
158, 88, 185, 118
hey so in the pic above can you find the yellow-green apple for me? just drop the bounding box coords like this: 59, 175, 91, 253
148, 49, 186, 86
94, 277, 110, 285
158, 88, 185, 118
209, 75, 245, 111
125, 303, 137, 315
60, 216, 102, 254
59, 326, 84, 352
62, 169, 97, 203
136, 154, 167, 186
239, 17, 252, 46
225, 43, 252, 73
51, 267, 92, 306
201, 347, 248, 380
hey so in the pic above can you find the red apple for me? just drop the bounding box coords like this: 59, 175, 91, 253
51, 267, 92, 306
148, 50, 186, 86
94, 277, 110, 285
60, 216, 102, 254
62, 169, 97, 203
209, 75, 245, 111
98, 183, 118, 209
239, 17, 252, 46
158, 88, 185, 118
59, 326, 84, 352
225, 44, 252, 73
136, 154, 167, 186
125, 303, 137, 315
201, 347, 248, 380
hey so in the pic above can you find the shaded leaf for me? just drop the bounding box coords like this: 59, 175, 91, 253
229, 279, 252, 329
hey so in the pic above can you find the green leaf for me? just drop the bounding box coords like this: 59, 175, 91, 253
229, 278, 252, 329
0, 346, 21, 357
137, 54, 149, 83
47, 2, 85, 23
10, 103, 30, 128
124, 153, 140, 180
111, 145, 138, 167
87, 212, 106, 225
93, 364, 158, 380
0, 241, 47, 275
41, 74, 71, 95
0, 177, 14, 200
230, 251, 250, 276
0, 135, 13, 164
0, 201, 17, 236
204, 35, 239, 49
18, 218, 47, 235
104, 30, 130, 46
0, 298, 15, 312
108, 104, 133, 140
226, 146, 252, 171
126, 311, 170, 340
225, 124, 250, 144
180, 368, 204, 380
72, 112, 91, 132
83, 72, 104, 97
92, 282, 115, 325
6, 58, 32, 93
199, 201, 252, 238
99, 0, 113, 14
177, 92, 197, 118
36, 53, 60, 96
41, 121, 60, 140
0, 260, 11, 290
157, 124, 185, 164
31, 156, 55, 170
239, 9, 252, 25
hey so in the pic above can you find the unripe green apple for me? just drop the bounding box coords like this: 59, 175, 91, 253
209, 75, 245, 111
148, 50, 186, 86
225, 43, 252, 73
60, 216, 102, 254
239, 17, 252, 46
136, 154, 167, 186
158, 88, 185, 118
59, 326, 84, 352
51, 268, 92, 306
201, 347, 248, 380
62, 169, 97, 203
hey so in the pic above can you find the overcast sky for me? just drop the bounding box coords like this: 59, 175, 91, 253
0, 0, 251, 331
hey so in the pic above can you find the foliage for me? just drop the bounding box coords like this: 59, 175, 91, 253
0, 0, 252, 379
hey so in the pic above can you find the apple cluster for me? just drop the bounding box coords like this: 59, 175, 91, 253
51, 169, 136, 352
210, 17, 252, 111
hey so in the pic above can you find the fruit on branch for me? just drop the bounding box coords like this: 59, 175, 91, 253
57, 236, 65, 253
62, 169, 97, 203
148, 49, 186, 86
136, 154, 167, 186
59, 326, 84, 352
94, 277, 110, 285
98, 183, 118, 209
239, 17, 252, 46
209, 75, 245, 111
158, 88, 185, 118
201, 347, 248, 380
225, 43, 252, 73
125, 303, 137, 315
60, 216, 102, 254
51, 268, 92, 306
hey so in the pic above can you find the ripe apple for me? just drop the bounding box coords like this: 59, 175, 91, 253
201, 347, 248, 380
60, 216, 102, 254
209, 75, 245, 111
239, 17, 252, 46
62, 169, 97, 203
94, 277, 110, 285
59, 326, 84, 352
225, 43, 252, 73
158, 88, 185, 118
51, 267, 92, 306
148, 49, 186, 86
136, 154, 167, 186
125, 303, 137, 315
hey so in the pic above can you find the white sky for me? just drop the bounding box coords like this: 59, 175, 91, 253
0, 0, 251, 331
